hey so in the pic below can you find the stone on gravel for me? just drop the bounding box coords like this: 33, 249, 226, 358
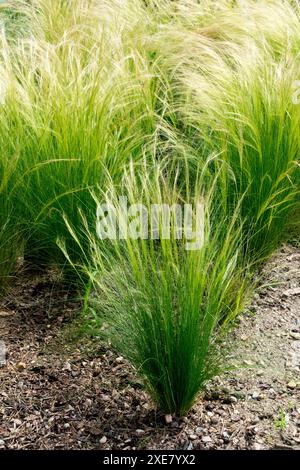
99, 436, 107, 444
100, 394, 110, 402
283, 288, 300, 298
222, 431, 230, 442
290, 332, 300, 340
202, 436, 212, 443
252, 443, 263, 450
229, 395, 238, 403
164, 414, 172, 424
170, 421, 179, 429
62, 361, 72, 372
195, 427, 204, 434
183, 441, 193, 450
0, 311, 12, 317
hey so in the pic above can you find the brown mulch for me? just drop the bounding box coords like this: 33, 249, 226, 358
0, 246, 299, 450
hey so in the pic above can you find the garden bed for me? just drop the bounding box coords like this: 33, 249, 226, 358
0, 245, 299, 450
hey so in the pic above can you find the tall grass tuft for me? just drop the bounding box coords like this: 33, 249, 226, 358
69, 161, 251, 415
0, 0, 299, 413
152, 2, 300, 263
0, 0, 163, 273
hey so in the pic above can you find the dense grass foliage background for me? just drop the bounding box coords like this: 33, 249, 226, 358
0, 0, 299, 413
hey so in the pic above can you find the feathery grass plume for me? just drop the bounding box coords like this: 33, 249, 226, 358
2, 0, 299, 277
150, 2, 300, 263
71, 160, 251, 415
0, 0, 296, 411
184, 50, 300, 261
0, 0, 167, 273
0, 0, 32, 42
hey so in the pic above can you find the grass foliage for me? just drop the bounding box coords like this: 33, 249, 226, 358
0, 0, 299, 414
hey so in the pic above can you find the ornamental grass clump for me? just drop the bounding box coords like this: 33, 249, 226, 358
1, 0, 299, 277
180, 51, 300, 262
0, 0, 165, 273
71, 162, 251, 415
0, 0, 299, 414
151, 0, 300, 263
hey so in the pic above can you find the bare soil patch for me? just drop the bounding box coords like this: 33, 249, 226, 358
0, 246, 299, 450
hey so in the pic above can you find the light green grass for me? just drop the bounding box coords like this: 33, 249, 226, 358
65, 161, 251, 415
0, 0, 299, 414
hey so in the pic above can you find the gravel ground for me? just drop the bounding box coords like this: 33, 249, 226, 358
0, 245, 299, 450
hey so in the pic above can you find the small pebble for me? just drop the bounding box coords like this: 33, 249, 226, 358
290, 332, 300, 340
100, 436, 107, 444
206, 403, 214, 411
231, 415, 240, 422
287, 381, 297, 389
195, 427, 204, 434
100, 394, 110, 402
251, 417, 260, 424
62, 361, 72, 372
202, 436, 212, 443
252, 443, 263, 450
183, 441, 193, 450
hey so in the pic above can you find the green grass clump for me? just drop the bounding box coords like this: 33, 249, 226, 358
182, 53, 300, 262
0, 0, 299, 415
0, 0, 166, 273
74, 162, 251, 415
152, 1, 300, 263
